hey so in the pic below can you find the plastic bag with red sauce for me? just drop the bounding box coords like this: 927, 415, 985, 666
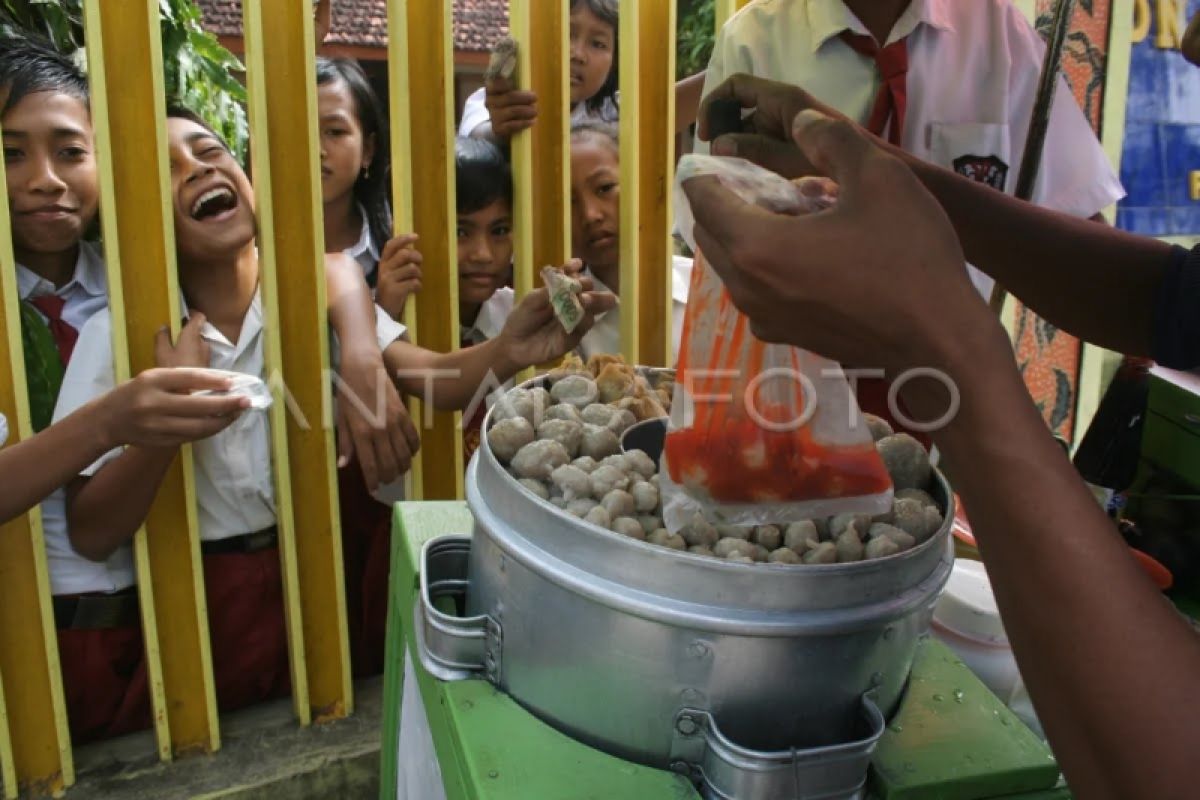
662, 155, 893, 531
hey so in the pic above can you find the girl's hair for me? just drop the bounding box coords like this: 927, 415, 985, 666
0, 35, 89, 116
570, 120, 619, 155
571, 0, 619, 116
316, 57, 392, 251
455, 137, 512, 215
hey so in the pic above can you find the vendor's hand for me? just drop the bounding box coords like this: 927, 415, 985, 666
497, 280, 616, 368
484, 75, 539, 141
698, 74, 848, 180
155, 314, 211, 369
683, 110, 998, 377
98, 368, 249, 450
376, 233, 423, 320
335, 349, 421, 490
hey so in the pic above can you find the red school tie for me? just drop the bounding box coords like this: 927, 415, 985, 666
840, 31, 909, 146
29, 294, 79, 365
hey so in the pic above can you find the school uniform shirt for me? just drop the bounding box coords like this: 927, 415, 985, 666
54, 294, 407, 543
458, 87, 620, 138
344, 203, 381, 282
578, 255, 693, 363
460, 287, 515, 346
18, 242, 130, 595
699, 0, 1125, 299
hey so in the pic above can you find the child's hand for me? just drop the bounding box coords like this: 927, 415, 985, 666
376, 233, 423, 320
484, 76, 539, 141
497, 280, 617, 368
335, 349, 421, 491
155, 313, 211, 369
98, 368, 249, 450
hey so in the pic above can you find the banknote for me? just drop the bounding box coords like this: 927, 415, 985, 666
542, 266, 585, 333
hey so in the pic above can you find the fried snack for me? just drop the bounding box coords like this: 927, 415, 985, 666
597, 362, 637, 404
586, 353, 625, 378
615, 394, 668, 422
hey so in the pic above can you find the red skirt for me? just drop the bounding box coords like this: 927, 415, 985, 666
202, 547, 291, 712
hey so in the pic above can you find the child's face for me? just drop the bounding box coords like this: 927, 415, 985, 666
569, 137, 619, 271
569, 4, 615, 107
1, 91, 98, 264
318, 78, 374, 206
457, 198, 513, 310
166, 117, 256, 264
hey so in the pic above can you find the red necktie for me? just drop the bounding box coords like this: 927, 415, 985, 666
841, 31, 909, 146
29, 294, 79, 365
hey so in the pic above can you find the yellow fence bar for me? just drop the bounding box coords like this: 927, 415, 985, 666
386, 0, 425, 500
83, 0, 219, 758
401, 0, 464, 499
618, 1, 642, 365
529, 0, 572, 273
509, 0, 536, 307
244, 0, 352, 723
0, 108, 72, 799
636, 0, 678, 367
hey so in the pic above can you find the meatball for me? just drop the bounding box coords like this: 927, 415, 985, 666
802, 542, 838, 565
716, 524, 752, 541
612, 517, 646, 540
876, 434, 932, 492
584, 506, 613, 530
599, 454, 630, 472
566, 498, 599, 518
752, 525, 782, 551
835, 524, 865, 563
589, 465, 631, 497
638, 515, 663, 534
580, 424, 621, 460
648, 530, 687, 550
581, 404, 616, 428
624, 449, 657, 480
601, 489, 636, 519
487, 417, 536, 463
492, 388, 535, 425
679, 514, 719, 548
518, 478, 550, 501
551, 375, 600, 409
688, 545, 716, 558
544, 404, 583, 425
630, 481, 660, 513
784, 521, 818, 553
511, 440, 570, 480
768, 548, 802, 565
550, 464, 593, 501
867, 523, 917, 552
607, 408, 638, 436
537, 419, 584, 459
895, 488, 937, 508
713, 538, 757, 559
571, 456, 599, 474
829, 514, 873, 540
891, 498, 938, 542
865, 536, 901, 560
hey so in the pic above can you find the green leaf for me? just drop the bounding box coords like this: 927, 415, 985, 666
19, 301, 65, 433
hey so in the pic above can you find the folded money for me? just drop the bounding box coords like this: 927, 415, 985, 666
542, 266, 585, 333
486, 37, 519, 82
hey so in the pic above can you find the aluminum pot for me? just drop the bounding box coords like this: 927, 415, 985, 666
419, 380, 954, 792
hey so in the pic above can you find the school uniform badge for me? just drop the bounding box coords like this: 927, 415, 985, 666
952, 155, 1009, 191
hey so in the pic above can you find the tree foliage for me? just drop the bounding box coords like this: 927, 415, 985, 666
0, 0, 248, 159
678, 0, 716, 79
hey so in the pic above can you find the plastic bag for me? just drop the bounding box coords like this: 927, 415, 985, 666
662, 155, 892, 531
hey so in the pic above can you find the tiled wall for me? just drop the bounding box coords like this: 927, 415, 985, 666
1117, 0, 1200, 235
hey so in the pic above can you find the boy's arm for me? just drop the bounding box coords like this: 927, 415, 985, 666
65, 447, 177, 561
383, 285, 616, 410
0, 369, 244, 525
325, 254, 420, 489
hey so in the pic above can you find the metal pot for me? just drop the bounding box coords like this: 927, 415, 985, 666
416, 382, 955, 796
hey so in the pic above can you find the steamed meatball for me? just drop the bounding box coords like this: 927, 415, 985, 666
624, 449, 657, 480
891, 498, 940, 542
607, 408, 638, 436
538, 419, 584, 459
550, 464, 593, 501
865, 536, 901, 560
518, 478, 550, 501
613, 517, 646, 540
769, 548, 802, 565
492, 388, 535, 425
571, 456, 599, 474
544, 404, 583, 425
599, 454, 629, 472
688, 545, 716, 558
752, 525, 782, 551
584, 506, 613, 530
511, 439, 570, 480
803, 542, 838, 565
784, 521, 818, 553
835, 524, 865, 563
717, 524, 752, 541
867, 523, 917, 552
876, 434, 932, 491
551, 375, 599, 409
581, 404, 616, 428
679, 514, 719, 548
580, 424, 621, 460
630, 481, 660, 513
487, 417, 536, 463
829, 514, 873, 540
648, 530, 687, 550
589, 465, 631, 498
863, 414, 894, 442
566, 498, 599, 518
713, 538, 757, 559
896, 488, 937, 508
601, 490, 636, 519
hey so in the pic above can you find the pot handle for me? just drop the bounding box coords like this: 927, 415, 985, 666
669, 695, 885, 800
412, 535, 500, 683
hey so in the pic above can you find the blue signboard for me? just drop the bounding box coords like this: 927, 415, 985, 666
1119, 0, 1200, 235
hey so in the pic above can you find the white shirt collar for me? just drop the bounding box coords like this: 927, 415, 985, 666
179, 288, 264, 356
808, 0, 955, 52
461, 287, 514, 345
16, 240, 107, 301
344, 203, 380, 274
